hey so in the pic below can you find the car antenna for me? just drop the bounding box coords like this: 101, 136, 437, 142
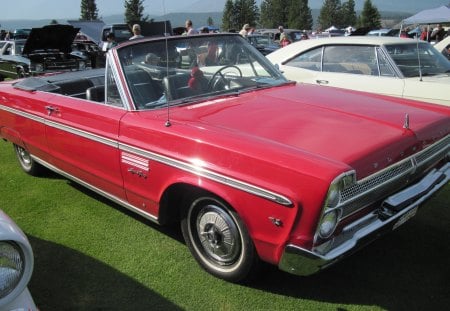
162, 0, 171, 127
416, 36, 423, 81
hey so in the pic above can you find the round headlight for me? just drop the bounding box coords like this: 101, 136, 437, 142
318, 210, 340, 239
0, 242, 25, 299
326, 187, 340, 208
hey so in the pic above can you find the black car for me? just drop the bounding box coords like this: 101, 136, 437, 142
246, 34, 280, 55
0, 24, 88, 80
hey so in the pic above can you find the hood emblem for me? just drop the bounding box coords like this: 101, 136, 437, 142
403, 113, 410, 130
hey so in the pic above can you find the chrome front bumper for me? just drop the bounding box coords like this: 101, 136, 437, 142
279, 162, 450, 276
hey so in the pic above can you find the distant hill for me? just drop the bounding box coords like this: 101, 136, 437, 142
181, 0, 449, 14
2, 0, 443, 32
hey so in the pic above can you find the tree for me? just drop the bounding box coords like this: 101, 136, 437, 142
222, 0, 235, 31
207, 17, 214, 26
80, 0, 98, 20
359, 0, 381, 28
259, 0, 290, 28
233, 0, 259, 31
340, 0, 357, 27
288, 0, 313, 30
318, 0, 342, 30
124, 0, 149, 24
222, 0, 259, 32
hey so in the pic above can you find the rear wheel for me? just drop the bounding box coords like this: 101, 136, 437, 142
181, 193, 259, 283
13, 144, 45, 176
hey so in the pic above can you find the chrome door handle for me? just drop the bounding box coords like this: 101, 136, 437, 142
316, 80, 329, 85
45, 105, 59, 115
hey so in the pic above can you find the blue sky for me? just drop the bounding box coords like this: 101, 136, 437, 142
2, 0, 185, 20
2, 0, 448, 21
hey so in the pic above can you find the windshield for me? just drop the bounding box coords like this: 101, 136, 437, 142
116, 34, 287, 110
384, 41, 450, 77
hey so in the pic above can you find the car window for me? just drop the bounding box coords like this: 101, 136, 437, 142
116, 35, 286, 110
105, 61, 124, 107
376, 47, 396, 77
384, 42, 450, 77
323, 45, 376, 75
4, 43, 12, 55
14, 42, 24, 54
284, 47, 322, 71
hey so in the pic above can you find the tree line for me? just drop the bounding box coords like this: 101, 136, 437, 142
80, 0, 150, 24
224, 0, 381, 31
80, 0, 381, 31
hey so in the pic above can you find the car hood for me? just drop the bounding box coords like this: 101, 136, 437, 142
23, 24, 79, 55
175, 84, 450, 179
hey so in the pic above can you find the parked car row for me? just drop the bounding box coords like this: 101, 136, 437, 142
0, 24, 90, 81
1, 33, 448, 284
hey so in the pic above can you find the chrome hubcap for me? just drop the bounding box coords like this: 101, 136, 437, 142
196, 206, 240, 265
16, 146, 32, 167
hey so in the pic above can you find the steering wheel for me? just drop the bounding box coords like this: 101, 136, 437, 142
207, 65, 243, 91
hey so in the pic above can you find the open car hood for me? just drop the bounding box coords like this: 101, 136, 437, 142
22, 24, 79, 55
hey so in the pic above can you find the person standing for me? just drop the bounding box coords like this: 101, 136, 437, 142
185, 19, 198, 35
129, 24, 144, 40
239, 24, 251, 37
431, 24, 446, 42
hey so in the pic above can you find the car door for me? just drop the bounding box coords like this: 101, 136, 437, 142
0, 42, 18, 79
317, 45, 405, 97
282, 44, 405, 99
44, 81, 127, 201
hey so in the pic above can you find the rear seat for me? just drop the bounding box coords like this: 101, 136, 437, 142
55, 78, 94, 99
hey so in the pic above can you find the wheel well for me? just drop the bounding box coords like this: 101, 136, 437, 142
158, 183, 202, 225
158, 183, 225, 226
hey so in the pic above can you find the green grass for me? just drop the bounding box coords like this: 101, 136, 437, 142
0, 141, 449, 310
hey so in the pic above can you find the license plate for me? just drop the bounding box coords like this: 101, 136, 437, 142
393, 206, 418, 230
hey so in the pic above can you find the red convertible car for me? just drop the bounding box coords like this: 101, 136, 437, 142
0, 33, 449, 282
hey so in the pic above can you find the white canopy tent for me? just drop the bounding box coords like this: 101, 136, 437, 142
403, 5, 450, 24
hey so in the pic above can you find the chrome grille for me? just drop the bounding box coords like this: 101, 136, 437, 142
416, 137, 449, 165
340, 135, 449, 218
341, 159, 414, 202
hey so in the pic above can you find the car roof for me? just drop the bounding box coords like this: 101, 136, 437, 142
267, 36, 425, 60
434, 36, 450, 51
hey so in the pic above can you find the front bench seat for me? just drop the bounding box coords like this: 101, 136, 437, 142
86, 85, 105, 102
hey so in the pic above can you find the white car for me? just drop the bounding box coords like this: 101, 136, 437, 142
267, 36, 450, 106
0, 210, 37, 310
434, 36, 450, 60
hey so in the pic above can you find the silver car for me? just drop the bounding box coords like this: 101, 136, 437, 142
0, 210, 37, 310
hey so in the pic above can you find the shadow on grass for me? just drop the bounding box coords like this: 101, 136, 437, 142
252, 208, 450, 310
67, 181, 185, 243
66, 179, 450, 310
28, 236, 183, 311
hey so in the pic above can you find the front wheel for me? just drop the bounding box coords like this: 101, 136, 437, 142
181, 193, 259, 283
13, 144, 44, 176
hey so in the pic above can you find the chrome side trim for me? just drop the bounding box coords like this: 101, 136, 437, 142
31, 155, 159, 223
0, 104, 46, 124
119, 143, 293, 206
0, 104, 292, 206
45, 119, 118, 148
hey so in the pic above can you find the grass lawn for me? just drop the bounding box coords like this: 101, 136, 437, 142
0, 141, 449, 310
